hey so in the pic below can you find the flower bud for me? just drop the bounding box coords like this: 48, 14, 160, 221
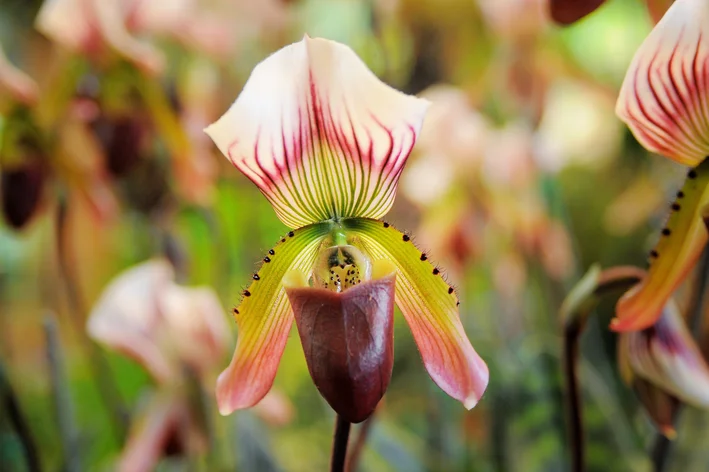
1, 158, 45, 229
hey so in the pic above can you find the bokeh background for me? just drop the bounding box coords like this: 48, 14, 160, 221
1, 0, 707, 470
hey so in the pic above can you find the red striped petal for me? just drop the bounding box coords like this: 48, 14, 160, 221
616, 0, 709, 166
205, 36, 429, 228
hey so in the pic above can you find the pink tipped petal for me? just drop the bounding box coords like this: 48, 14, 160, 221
117, 393, 184, 472
205, 36, 429, 228
616, 0, 709, 166
216, 223, 330, 415
622, 300, 709, 407
342, 218, 489, 408
0, 45, 39, 105
87, 259, 176, 383
613, 163, 709, 332
36, 0, 96, 52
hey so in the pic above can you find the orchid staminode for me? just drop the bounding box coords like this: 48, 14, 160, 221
614, 0, 709, 332
206, 36, 489, 421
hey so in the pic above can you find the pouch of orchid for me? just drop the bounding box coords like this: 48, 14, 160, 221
283, 242, 396, 423
205, 36, 489, 422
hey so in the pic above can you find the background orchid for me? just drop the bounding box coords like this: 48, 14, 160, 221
7, 0, 709, 471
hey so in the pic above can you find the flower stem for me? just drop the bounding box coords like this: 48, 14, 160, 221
44, 314, 81, 472
55, 194, 128, 440
561, 266, 645, 472
563, 318, 584, 472
0, 363, 41, 472
330, 415, 351, 472
345, 415, 374, 472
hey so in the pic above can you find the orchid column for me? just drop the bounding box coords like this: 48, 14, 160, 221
614, 0, 709, 332
205, 37, 488, 423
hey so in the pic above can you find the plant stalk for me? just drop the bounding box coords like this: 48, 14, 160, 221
330, 415, 351, 472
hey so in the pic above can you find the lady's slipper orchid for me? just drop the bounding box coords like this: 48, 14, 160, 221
617, 300, 709, 435
206, 36, 489, 420
614, 0, 709, 331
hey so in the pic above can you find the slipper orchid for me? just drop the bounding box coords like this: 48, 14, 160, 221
614, 0, 709, 331
618, 299, 709, 435
206, 36, 489, 420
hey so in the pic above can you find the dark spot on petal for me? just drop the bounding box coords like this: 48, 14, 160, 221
288, 231, 294, 237
420, 253, 427, 261
232, 308, 239, 315
671, 203, 681, 211
264, 256, 271, 263
689, 169, 698, 179
383, 222, 390, 228
243, 290, 251, 297
269, 249, 275, 255
448, 287, 454, 294
403, 234, 410, 242
253, 274, 260, 281
433, 268, 440, 275
662, 228, 671, 236
456, 301, 460, 306
677, 191, 685, 198
650, 250, 659, 258
281, 238, 286, 243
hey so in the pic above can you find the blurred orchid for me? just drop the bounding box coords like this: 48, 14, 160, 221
614, 0, 709, 331
87, 260, 229, 470
206, 37, 489, 422
35, 0, 234, 74
618, 299, 709, 436
402, 86, 574, 300
0, 44, 38, 107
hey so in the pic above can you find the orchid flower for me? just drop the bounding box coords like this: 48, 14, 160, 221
617, 299, 709, 436
87, 260, 226, 471
206, 36, 489, 422
614, 0, 709, 331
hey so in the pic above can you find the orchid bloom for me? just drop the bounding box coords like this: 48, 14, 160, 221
87, 260, 228, 471
614, 0, 709, 331
206, 37, 489, 421
35, 0, 233, 74
618, 299, 709, 436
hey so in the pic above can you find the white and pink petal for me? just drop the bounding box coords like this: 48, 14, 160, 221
205, 36, 429, 228
616, 0, 709, 166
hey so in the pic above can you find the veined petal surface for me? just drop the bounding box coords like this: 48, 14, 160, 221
205, 37, 429, 229
616, 0, 709, 166
620, 300, 709, 407
614, 162, 709, 331
341, 218, 489, 409
216, 223, 330, 415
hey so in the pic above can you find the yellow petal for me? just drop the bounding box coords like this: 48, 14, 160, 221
216, 223, 330, 415
341, 218, 488, 409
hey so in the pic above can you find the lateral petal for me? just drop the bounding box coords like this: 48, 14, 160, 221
216, 222, 330, 415
205, 36, 429, 228
620, 300, 709, 408
616, 0, 709, 166
341, 218, 489, 409
613, 163, 709, 331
